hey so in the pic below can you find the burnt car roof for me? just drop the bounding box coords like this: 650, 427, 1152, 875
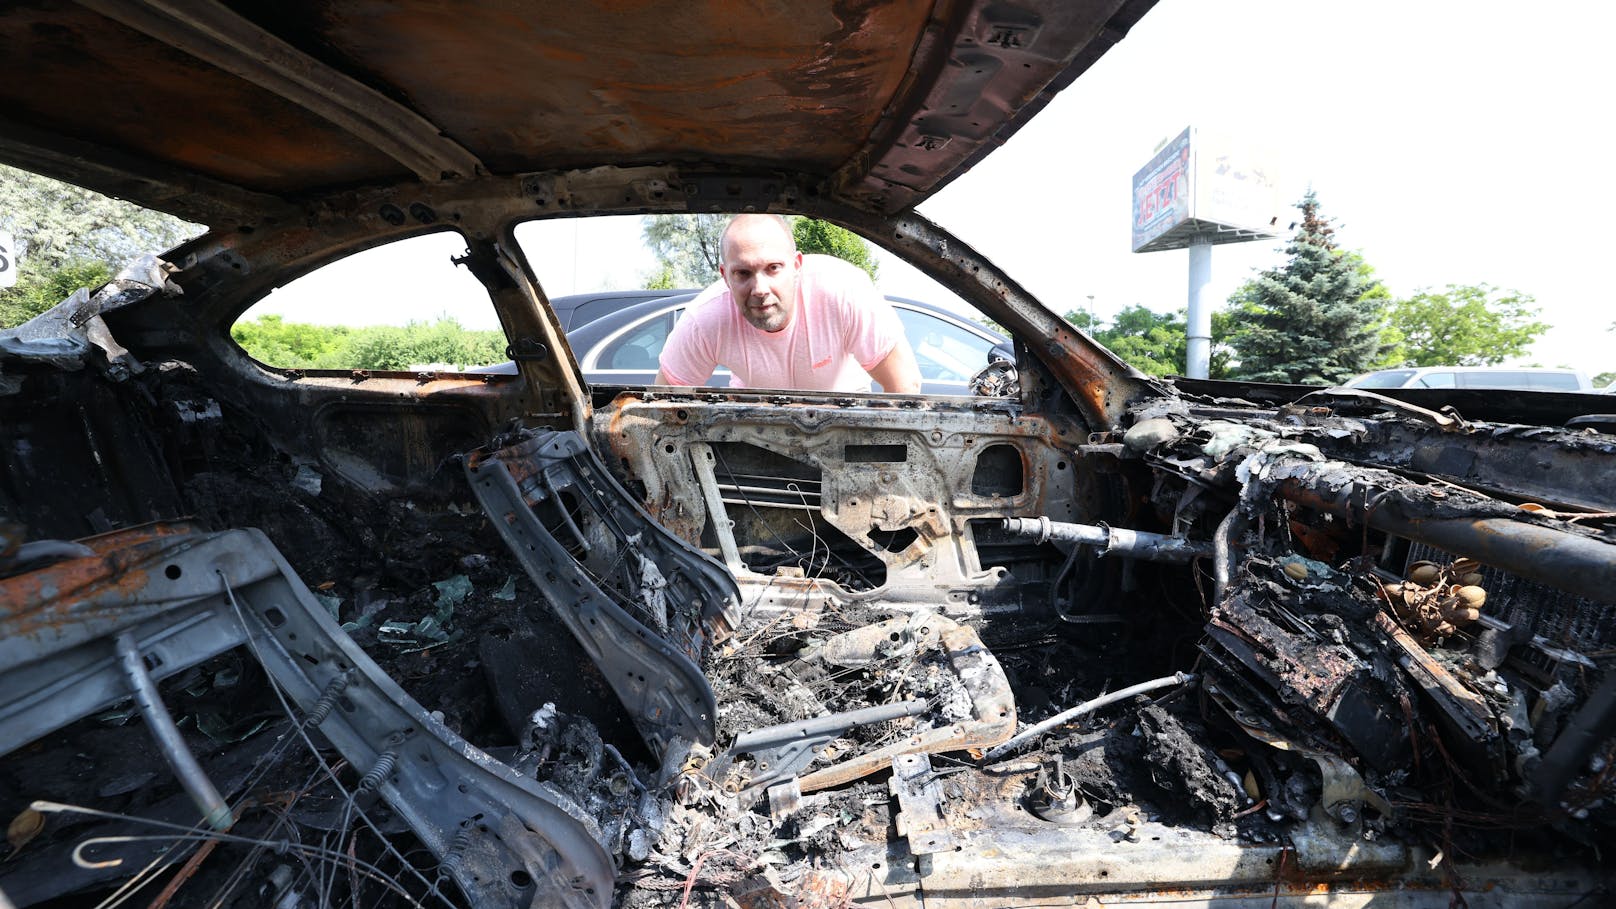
0, 0, 1155, 226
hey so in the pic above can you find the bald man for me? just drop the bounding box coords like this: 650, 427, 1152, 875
655, 214, 922, 394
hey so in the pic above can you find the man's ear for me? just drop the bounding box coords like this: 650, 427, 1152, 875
793, 251, 803, 268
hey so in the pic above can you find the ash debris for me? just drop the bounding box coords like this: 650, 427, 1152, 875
511, 704, 661, 862
1133, 704, 1244, 834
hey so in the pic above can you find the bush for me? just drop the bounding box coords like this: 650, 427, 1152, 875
0, 259, 113, 328
232, 315, 507, 370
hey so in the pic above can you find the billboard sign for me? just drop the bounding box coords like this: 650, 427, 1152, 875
0, 230, 15, 288
1194, 130, 1281, 236
1130, 127, 1192, 252
1131, 127, 1280, 253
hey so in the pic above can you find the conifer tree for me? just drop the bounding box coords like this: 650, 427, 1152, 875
1225, 192, 1392, 383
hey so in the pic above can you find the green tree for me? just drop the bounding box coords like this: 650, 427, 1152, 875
792, 218, 878, 279
231, 315, 353, 367
643, 214, 881, 287
1, 164, 202, 327
1081, 305, 1186, 376
1063, 309, 1100, 333
0, 259, 112, 328
644, 263, 680, 290
1062, 304, 1233, 378
641, 215, 727, 286
1383, 284, 1547, 367
1223, 192, 1395, 384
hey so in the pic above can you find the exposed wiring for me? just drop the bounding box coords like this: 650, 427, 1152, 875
215, 571, 461, 907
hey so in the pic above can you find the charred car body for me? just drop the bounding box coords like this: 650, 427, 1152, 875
1, 2, 1614, 907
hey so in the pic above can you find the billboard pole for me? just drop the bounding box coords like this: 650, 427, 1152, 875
1132, 126, 1279, 382
1186, 238, 1212, 378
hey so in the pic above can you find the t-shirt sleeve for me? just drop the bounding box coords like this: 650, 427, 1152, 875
658, 293, 721, 385
835, 265, 904, 371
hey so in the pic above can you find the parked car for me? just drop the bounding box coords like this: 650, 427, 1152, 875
1346, 365, 1595, 392
543, 288, 697, 333
2, 3, 1613, 908
476, 291, 1012, 395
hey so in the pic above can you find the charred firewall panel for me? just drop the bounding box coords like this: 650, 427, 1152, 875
313, 401, 490, 496
0, 373, 186, 538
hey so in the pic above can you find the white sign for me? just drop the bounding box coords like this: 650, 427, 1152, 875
1131, 127, 1282, 253
0, 230, 15, 288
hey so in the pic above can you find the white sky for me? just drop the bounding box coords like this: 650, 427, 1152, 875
256, 0, 1615, 375
918, 0, 1616, 374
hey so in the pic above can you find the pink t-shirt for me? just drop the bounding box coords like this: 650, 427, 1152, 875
658, 255, 904, 392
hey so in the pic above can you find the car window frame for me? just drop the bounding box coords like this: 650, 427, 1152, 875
577, 298, 1005, 392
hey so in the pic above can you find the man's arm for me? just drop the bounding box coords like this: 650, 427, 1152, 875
867, 337, 921, 394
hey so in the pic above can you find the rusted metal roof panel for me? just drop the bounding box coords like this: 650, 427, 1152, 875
0, 0, 1157, 222
0, 1, 408, 194
222, 0, 936, 175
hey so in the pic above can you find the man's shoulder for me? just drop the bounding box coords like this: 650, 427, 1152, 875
681, 282, 735, 324
799, 255, 879, 309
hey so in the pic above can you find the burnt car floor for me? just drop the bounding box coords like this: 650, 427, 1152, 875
4, 315, 1616, 908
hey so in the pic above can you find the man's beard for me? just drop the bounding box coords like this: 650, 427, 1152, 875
743, 295, 790, 332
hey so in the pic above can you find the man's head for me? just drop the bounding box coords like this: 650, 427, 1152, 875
719, 214, 801, 332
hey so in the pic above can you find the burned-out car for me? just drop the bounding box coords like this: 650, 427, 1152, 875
2, 2, 1614, 907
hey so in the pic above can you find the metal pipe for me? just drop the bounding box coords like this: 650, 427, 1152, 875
984, 672, 1197, 762
1212, 507, 1246, 605
730, 699, 927, 752
688, 442, 744, 571
1001, 517, 1212, 563
1531, 669, 1616, 807
8, 539, 96, 567
1277, 478, 1616, 606
114, 633, 234, 831
1186, 238, 1213, 379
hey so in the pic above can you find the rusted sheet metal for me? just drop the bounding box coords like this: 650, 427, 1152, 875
0, 113, 294, 228
1372, 610, 1502, 776
593, 393, 1080, 609
0, 4, 404, 203
796, 617, 1015, 792
76, 520, 197, 555
272, 0, 933, 176
1209, 599, 1361, 716
75, 0, 484, 182
291, 372, 520, 398
733, 869, 853, 909
6, 0, 1160, 220
0, 522, 203, 640
3, 0, 942, 210
833, 0, 1158, 213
